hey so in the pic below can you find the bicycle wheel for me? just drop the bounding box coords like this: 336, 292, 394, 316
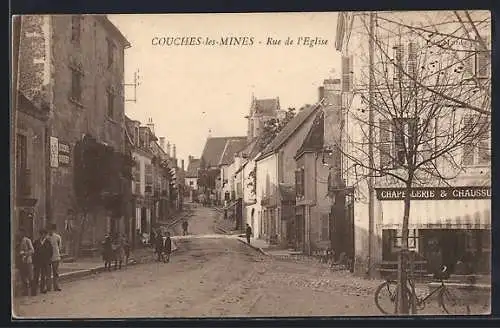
374, 280, 399, 314
439, 287, 470, 315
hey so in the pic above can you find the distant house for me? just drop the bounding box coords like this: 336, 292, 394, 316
254, 104, 320, 246
185, 156, 201, 202
294, 79, 354, 257
199, 136, 247, 205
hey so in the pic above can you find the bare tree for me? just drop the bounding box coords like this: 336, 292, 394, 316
339, 11, 491, 314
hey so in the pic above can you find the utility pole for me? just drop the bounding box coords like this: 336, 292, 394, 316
367, 12, 376, 277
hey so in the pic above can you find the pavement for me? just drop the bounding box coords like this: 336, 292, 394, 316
13, 206, 491, 318
53, 209, 195, 283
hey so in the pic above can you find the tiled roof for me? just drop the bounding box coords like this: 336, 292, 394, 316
296, 110, 325, 158
219, 138, 249, 166
256, 104, 320, 161
253, 98, 280, 115
200, 136, 247, 168
186, 158, 201, 178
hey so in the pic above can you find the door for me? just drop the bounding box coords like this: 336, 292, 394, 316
296, 206, 305, 251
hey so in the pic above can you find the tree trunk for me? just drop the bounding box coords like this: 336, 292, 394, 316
397, 181, 412, 314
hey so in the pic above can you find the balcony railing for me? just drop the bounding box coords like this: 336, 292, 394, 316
17, 168, 31, 198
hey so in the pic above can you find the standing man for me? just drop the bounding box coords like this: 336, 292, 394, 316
163, 232, 172, 263
182, 220, 189, 236
47, 223, 62, 291
245, 224, 253, 244
17, 228, 34, 296
32, 228, 52, 295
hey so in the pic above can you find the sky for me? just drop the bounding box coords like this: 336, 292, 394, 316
108, 13, 341, 166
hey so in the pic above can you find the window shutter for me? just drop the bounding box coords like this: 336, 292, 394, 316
379, 119, 392, 168
393, 118, 406, 166
342, 56, 353, 92
407, 41, 417, 81
392, 43, 405, 84
475, 35, 490, 78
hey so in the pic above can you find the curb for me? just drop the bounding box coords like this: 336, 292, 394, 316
428, 282, 491, 291
236, 238, 268, 256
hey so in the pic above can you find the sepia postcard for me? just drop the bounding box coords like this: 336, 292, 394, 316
11, 11, 491, 319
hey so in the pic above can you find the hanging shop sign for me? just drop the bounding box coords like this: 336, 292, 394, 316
50, 136, 59, 168
58, 141, 71, 166
376, 186, 491, 201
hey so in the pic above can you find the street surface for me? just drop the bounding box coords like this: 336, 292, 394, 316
13, 206, 489, 318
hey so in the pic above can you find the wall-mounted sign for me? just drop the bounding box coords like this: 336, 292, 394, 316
50, 136, 59, 168
376, 186, 491, 201
58, 141, 71, 166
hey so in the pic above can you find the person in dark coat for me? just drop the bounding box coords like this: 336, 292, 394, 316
155, 231, 164, 262
32, 229, 52, 295
122, 234, 130, 266
162, 232, 172, 263
182, 221, 189, 236
245, 224, 253, 244
101, 234, 113, 271
112, 233, 125, 270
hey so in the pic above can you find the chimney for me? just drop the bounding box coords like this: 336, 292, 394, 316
166, 142, 171, 157
181, 159, 185, 171
322, 78, 343, 186
188, 155, 193, 163
146, 117, 155, 134
172, 144, 177, 159
159, 137, 165, 151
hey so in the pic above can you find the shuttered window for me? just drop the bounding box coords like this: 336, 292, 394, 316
341, 56, 353, 92
463, 115, 490, 165
407, 41, 417, 80
145, 163, 153, 193
295, 168, 305, 198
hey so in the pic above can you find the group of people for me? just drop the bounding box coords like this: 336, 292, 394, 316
101, 233, 130, 271
152, 230, 172, 263
16, 223, 62, 296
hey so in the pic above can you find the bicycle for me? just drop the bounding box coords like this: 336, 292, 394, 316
374, 265, 471, 315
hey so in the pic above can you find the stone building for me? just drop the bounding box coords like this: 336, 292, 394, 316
16, 15, 131, 256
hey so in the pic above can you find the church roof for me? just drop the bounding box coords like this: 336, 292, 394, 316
252, 98, 280, 115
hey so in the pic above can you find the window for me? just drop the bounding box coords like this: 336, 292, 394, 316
320, 214, 329, 241
379, 118, 418, 168
189, 181, 194, 186
107, 90, 114, 118
71, 16, 81, 44
71, 68, 82, 102
295, 168, 305, 198
107, 38, 115, 69
145, 163, 153, 193
462, 35, 490, 79
463, 115, 490, 166
393, 118, 417, 167
393, 229, 417, 250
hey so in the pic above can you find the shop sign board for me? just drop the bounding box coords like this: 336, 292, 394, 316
376, 186, 491, 201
